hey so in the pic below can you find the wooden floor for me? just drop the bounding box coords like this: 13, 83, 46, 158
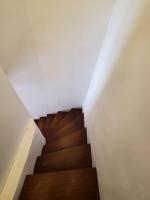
19, 108, 100, 200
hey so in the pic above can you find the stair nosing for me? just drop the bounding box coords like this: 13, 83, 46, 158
39, 144, 91, 158
28, 167, 96, 178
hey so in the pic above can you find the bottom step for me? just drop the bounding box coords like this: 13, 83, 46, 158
19, 168, 100, 200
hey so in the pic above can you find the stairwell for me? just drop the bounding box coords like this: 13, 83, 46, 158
19, 108, 100, 200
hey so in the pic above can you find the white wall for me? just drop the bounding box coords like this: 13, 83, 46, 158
0, 66, 45, 199
0, 66, 29, 193
84, 0, 150, 199
0, 120, 45, 200
0, 0, 48, 118
0, 0, 115, 118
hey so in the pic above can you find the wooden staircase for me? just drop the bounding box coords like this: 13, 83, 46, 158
19, 108, 100, 200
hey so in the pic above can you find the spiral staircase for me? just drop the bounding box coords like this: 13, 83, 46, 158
19, 108, 100, 200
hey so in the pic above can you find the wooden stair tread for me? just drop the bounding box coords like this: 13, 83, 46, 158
47, 113, 84, 141
42, 128, 87, 154
19, 168, 100, 200
51, 108, 82, 132
22, 108, 100, 199
34, 144, 92, 173
48, 111, 67, 133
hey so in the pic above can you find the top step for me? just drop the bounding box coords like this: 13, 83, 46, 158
49, 108, 82, 133
48, 111, 68, 133
46, 112, 84, 142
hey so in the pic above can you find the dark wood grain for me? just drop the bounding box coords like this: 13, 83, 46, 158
47, 113, 84, 141
51, 108, 82, 132
21, 108, 100, 200
34, 145, 92, 173
42, 128, 87, 154
48, 111, 67, 133
19, 168, 100, 200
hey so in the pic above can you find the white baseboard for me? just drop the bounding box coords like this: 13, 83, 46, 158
0, 119, 45, 200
